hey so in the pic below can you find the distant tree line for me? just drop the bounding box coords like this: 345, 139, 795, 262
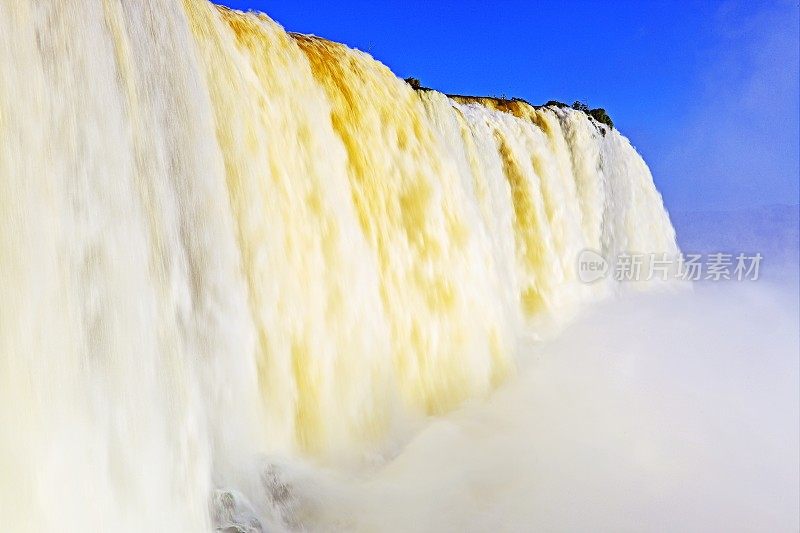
404, 78, 614, 130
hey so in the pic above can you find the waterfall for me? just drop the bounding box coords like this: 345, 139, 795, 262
0, 1, 676, 530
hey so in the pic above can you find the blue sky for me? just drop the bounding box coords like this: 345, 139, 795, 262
216, 0, 798, 212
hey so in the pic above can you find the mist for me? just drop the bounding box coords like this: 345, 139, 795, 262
271, 280, 799, 532
1, 2, 796, 531
653, 0, 799, 212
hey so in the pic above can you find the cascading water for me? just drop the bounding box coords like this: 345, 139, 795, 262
0, 1, 677, 531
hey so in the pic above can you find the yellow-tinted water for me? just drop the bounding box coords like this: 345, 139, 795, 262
0, 2, 677, 530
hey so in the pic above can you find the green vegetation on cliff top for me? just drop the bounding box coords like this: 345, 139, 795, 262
404, 78, 614, 131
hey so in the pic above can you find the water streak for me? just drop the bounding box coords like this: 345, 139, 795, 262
0, 2, 676, 530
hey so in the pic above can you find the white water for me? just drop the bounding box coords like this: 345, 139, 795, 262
266, 282, 800, 532
6, 2, 792, 532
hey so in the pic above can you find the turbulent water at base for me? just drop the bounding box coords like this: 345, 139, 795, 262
0, 2, 678, 531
